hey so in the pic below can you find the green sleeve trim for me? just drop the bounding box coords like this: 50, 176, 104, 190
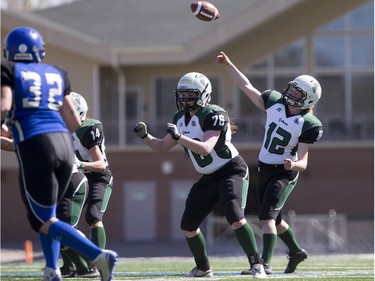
264, 90, 284, 109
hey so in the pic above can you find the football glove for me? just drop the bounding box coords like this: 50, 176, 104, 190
133, 122, 148, 139
167, 123, 181, 140
76, 160, 84, 169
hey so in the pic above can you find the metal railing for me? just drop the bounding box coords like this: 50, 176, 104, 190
103, 114, 373, 147
205, 210, 349, 253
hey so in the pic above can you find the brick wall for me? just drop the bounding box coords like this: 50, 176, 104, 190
1, 146, 373, 242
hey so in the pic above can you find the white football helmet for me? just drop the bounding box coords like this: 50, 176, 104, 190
175, 72, 212, 111
283, 75, 322, 109
70, 92, 88, 121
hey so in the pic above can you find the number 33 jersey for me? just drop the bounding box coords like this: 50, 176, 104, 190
173, 104, 239, 175
259, 90, 323, 164
1, 60, 71, 144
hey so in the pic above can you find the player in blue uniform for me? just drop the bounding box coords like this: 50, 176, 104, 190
1, 26, 117, 281
217, 51, 323, 275
134, 72, 266, 278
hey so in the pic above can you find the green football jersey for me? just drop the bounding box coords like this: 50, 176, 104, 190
259, 90, 323, 164
173, 104, 239, 174
72, 119, 109, 169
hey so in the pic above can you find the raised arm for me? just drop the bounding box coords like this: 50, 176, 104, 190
217, 51, 265, 111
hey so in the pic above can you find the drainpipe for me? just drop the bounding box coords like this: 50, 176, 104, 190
111, 52, 126, 147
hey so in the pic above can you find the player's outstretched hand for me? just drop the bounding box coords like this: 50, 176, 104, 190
167, 123, 181, 140
216, 51, 230, 66
133, 122, 148, 139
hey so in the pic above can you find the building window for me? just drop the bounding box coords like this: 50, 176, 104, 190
314, 36, 346, 67
236, 0, 373, 142
99, 67, 144, 146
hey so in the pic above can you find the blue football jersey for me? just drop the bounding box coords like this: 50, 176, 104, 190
1, 60, 71, 144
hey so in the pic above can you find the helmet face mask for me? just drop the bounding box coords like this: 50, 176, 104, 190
283, 84, 307, 108
175, 72, 212, 112
176, 90, 200, 112
3, 26, 45, 63
70, 92, 88, 122
283, 75, 322, 110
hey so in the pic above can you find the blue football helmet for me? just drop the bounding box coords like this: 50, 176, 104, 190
3, 26, 45, 63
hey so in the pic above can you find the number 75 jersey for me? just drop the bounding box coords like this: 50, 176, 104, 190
173, 104, 239, 174
259, 90, 323, 164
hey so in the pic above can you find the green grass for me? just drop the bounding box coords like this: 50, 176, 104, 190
1, 254, 373, 280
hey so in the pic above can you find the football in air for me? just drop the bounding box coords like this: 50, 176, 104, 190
191, 1, 220, 22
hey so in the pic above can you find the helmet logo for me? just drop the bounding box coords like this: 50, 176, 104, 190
312, 82, 318, 94
18, 44, 28, 53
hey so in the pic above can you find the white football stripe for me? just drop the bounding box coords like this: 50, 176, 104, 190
193, 1, 202, 16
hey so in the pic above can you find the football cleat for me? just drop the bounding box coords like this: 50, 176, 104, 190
43, 267, 62, 281
76, 267, 100, 278
92, 250, 118, 281
241, 263, 266, 278
60, 265, 76, 278
186, 266, 213, 277
263, 263, 272, 275
284, 249, 308, 273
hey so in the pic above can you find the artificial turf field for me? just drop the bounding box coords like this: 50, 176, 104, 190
0, 254, 373, 280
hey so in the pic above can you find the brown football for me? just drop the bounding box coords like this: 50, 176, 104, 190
191, 1, 220, 22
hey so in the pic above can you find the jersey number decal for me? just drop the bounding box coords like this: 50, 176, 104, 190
192, 152, 213, 168
21, 71, 63, 110
185, 138, 213, 168
189, 114, 224, 167
264, 122, 291, 155
90, 128, 101, 140
212, 114, 225, 127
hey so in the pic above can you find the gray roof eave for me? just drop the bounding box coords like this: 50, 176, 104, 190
3, 0, 306, 65
2, 10, 113, 64
113, 0, 307, 65
6, 0, 360, 66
